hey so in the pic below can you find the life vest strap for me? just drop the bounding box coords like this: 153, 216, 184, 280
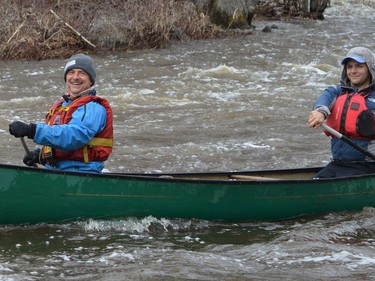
87, 137, 113, 147
83, 146, 89, 163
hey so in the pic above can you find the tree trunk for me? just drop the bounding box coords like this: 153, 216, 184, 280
309, 0, 330, 19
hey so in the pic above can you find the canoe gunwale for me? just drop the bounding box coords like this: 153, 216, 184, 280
1, 163, 374, 184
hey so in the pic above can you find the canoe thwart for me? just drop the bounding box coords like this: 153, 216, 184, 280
229, 175, 281, 181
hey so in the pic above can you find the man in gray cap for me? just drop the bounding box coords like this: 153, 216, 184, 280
9, 54, 114, 173
308, 47, 375, 178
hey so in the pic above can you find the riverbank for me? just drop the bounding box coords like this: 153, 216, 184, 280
0, 0, 216, 60
0, 0, 330, 61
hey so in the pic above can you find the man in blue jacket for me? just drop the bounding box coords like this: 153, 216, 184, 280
308, 47, 375, 178
9, 54, 113, 173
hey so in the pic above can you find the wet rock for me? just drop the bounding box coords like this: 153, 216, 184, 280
262, 26, 272, 32
191, 0, 259, 29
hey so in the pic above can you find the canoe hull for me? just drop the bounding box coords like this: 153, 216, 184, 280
1, 164, 375, 224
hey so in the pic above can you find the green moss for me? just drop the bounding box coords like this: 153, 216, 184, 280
210, 3, 230, 28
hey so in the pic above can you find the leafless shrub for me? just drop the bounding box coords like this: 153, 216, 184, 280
0, 0, 329, 60
254, 0, 329, 20
0, 0, 218, 60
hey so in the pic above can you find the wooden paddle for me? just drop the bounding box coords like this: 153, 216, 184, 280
20, 137, 38, 167
321, 123, 375, 160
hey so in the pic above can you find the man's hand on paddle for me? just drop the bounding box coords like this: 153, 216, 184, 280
9, 121, 36, 139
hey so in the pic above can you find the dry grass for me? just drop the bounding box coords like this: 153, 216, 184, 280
0, 0, 329, 60
0, 0, 219, 60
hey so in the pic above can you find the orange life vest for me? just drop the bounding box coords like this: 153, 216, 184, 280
325, 92, 370, 140
42, 95, 113, 163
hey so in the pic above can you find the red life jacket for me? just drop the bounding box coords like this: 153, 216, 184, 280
325, 92, 370, 140
42, 95, 113, 163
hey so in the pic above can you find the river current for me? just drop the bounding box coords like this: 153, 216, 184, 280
0, 0, 375, 280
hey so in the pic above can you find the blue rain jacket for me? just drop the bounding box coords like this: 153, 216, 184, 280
33, 95, 107, 173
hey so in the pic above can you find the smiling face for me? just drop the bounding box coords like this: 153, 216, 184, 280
346, 59, 372, 91
66, 68, 92, 95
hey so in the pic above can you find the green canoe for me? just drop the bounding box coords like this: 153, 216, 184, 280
1, 163, 375, 224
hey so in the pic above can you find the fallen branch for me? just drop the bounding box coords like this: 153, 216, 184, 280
50, 9, 96, 48
6, 21, 26, 44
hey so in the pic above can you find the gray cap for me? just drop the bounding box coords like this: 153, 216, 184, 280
341, 47, 375, 86
341, 47, 375, 66
64, 54, 96, 85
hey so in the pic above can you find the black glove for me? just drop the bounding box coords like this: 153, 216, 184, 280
9, 121, 36, 139
23, 149, 41, 167
357, 110, 375, 138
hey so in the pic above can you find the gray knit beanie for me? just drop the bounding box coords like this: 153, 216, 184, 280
64, 54, 96, 85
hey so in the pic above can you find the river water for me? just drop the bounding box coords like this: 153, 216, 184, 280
1, 0, 375, 280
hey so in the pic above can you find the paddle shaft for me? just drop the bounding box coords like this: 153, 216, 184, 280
321, 123, 375, 161
20, 137, 38, 167
20, 137, 31, 155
